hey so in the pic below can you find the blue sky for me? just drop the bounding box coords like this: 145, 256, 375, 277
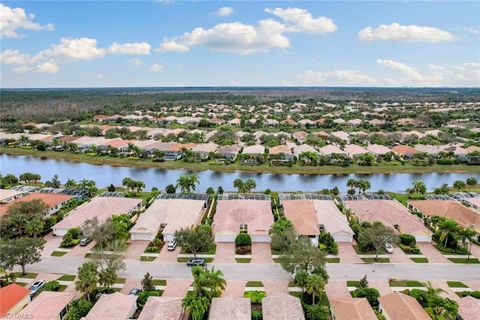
1, 1, 479, 88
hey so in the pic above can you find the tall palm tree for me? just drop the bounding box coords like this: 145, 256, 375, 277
176, 175, 199, 193
437, 219, 459, 247
244, 179, 256, 193
410, 180, 427, 195
305, 274, 325, 305
233, 178, 244, 193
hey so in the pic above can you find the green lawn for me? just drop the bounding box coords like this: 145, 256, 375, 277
361, 257, 390, 263
84, 253, 93, 258
288, 281, 297, 287
448, 257, 480, 264
389, 280, 425, 287
140, 256, 156, 262
58, 285, 68, 292
57, 274, 76, 281
347, 280, 361, 287
410, 257, 429, 263
12, 272, 37, 279
246, 281, 264, 287
326, 257, 340, 263
152, 279, 167, 286
447, 281, 468, 288
180, 245, 216, 254
51, 251, 67, 257
235, 258, 251, 263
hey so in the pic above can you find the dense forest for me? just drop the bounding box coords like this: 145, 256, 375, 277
1, 87, 480, 122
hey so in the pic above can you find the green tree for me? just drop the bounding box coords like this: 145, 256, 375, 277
75, 262, 98, 301
466, 176, 477, 186
352, 287, 380, 308
437, 219, 459, 247
0, 237, 45, 275
293, 270, 309, 294
409, 180, 427, 195
91, 240, 126, 291
141, 272, 155, 291
358, 222, 398, 260
174, 225, 214, 258
269, 218, 296, 253
0, 199, 48, 239
453, 180, 466, 191
64, 298, 93, 320
176, 175, 200, 193
165, 184, 176, 193
279, 237, 328, 278
306, 274, 326, 304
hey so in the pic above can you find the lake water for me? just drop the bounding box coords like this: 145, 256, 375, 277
1, 154, 478, 193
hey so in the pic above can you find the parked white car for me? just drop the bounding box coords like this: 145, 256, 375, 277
384, 243, 394, 254
167, 239, 177, 251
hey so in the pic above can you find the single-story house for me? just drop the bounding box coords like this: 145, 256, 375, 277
0, 193, 73, 218
165, 143, 196, 161
82, 293, 137, 320
344, 144, 370, 158
378, 292, 430, 320
344, 199, 432, 242
292, 131, 308, 143
208, 297, 251, 320
213, 199, 274, 243
293, 144, 318, 158
391, 145, 418, 159
414, 145, 445, 157
366, 144, 392, 156
282, 199, 354, 244
319, 145, 346, 157
329, 297, 377, 320
262, 293, 305, 320
130, 198, 207, 242
15, 291, 76, 320
52, 195, 142, 236
138, 296, 183, 320
216, 144, 242, 161
0, 189, 25, 203
457, 296, 480, 320
408, 200, 480, 236
0, 284, 30, 316
330, 131, 350, 141
242, 145, 265, 156
191, 143, 219, 159
268, 145, 294, 162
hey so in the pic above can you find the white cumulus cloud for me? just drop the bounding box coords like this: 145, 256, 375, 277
0, 49, 31, 65
376, 59, 424, 81
13, 59, 59, 74
359, 23, 455, 43
296, 69, 377, 86
149, 63, 164, 72
265, 7, 337, 33
216, 7, 234, 17
108, 42, 151, 55
0, 3, 54, 38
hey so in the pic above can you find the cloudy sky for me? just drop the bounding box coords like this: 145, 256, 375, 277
1, 1, 479, 88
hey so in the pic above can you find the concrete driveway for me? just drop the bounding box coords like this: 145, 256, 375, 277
338, 243, 363, 263
65, 241, 96, 258
251, 243, 273, 263
222, 280, 247, 297
369, 280, 393, 295
120, 277, 141, 294
469, 244, 480, 260
215, 243, 236, 263
417, 243, 451, 263
388, 248, 413, 263
41, 233, 62, 256
430, 280, 460, 301
163, 279, 192, 297
124, 241, 150, 260
155, 245, 180, 263
326, 281, 350, 298
263, 280, 289, 295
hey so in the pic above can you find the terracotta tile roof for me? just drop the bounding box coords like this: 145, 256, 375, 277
192, 143, 219, 153
209, 297, 251, 320
213, 200, 274, 236
83, 292, 137, 320
131, 199, 205, 237
329, 297, 377, 320
392, 145, 418, 155
106, 138, 131, 149
59, 135, 80, 143
0, 193, 72, 217
242, 145, 265, 155
458, 296, 480, 320
313, 200, 354, 237
217, 144, 242, 154
0, 284, 29, 315
345, 200, 431, 236
344, 144, 369, 156
169, 143, 196, 152
262, 293, 305, 320
408, 200, 480, 232
53, 196, 141, 231
138, 296, 183, 320
17, 291, 76, 320
319, 145, 345, 155
268, 145, 292, 155
283, 200, 319, 235
378, 292, 431, 320
366, 144, 391, 155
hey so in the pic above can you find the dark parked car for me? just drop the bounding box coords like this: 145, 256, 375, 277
79, 237, 92, 246
186, 258, 206, 267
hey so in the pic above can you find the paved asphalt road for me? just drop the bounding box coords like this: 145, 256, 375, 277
23, 257, 480, 281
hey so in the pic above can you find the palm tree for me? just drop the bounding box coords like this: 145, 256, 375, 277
243, 179, 256, 193
410, 180, 427, 195
346, 178, 357, 193
437, 219, 459, 247
64, 179, 77, 189
182, 293, 210, 320
176, 175, 199, 193
233, 178, 244, 193
305, 274, 325, 305
358, 179, 371, 194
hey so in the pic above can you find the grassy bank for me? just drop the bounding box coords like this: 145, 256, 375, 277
1, 146, 479, 175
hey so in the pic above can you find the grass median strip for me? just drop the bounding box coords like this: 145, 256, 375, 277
57, 274, 76, 281
51, 251, 68, 257
235, 258, 251, 263
447, 281, 468, 288
246, 281, 264, 287
141, 256, 156, 262
389, 280, 425, 287
411, 257, 429, 263
361, 257, 390, 263
448, 257, 480, 264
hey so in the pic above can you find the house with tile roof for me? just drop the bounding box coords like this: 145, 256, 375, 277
137, 296, 183, 320
262, 293, 305, 320
15, 291, 76, 320
268, 145, 294, 163
0, 284, 30, 317
213, 199, 274, 243
344, 144, 370, 158
0, 189, 25, 203
378, 292, 431, 320
216, 144, 242, 161
82, 293, 137, 320
0, 192, 73, 218
391, 145, 418, 159
208, 297, 251, 320
130, 198, 207, 242
329, 297, 377, 320
457, 296, 480, 320
345, 199, 432, 242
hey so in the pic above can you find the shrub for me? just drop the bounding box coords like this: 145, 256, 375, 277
63, 298, 93, 320
251, 310, 263, 320
137, 290, 161, 307
399, 234, 416, 247
61, 228, 82, 248
235, 233, 252, 246
42, 280, 61, 292
318, 232, 338, 255
244, 290, 266, 304
352, 287, 380, 308
399, 244, 421, 254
